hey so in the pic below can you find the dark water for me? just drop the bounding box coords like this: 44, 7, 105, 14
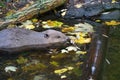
103, 26, 120, 80
0, 50, 85, 80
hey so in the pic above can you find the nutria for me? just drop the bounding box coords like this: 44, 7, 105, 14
0, 28, 69, 52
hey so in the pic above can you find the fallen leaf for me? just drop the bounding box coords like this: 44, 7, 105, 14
25, 24, 35, 29
42, 20, 63, 28
105, 20, 120, 26
54, 68, 68, 75
62, 27, 75, 32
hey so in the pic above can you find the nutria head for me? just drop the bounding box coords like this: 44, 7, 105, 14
42, 29, 69, 44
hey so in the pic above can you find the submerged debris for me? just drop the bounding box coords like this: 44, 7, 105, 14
33, 75, 48, 80
4, 66, 17, 73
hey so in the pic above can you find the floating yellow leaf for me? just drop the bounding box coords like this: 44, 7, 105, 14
78, 32, 86, 37
76, 51, 87, 55
74, 37, 84, 44
95, 19, 101, 22
22, 20, 35, 29
62, 27, 75, 32
72, 32, 91, 44
74, 37, 91, 44
32, 18, 38, 23
42, 20, 63, 28
61, 75, 67, 79
84, 38, 91, 43
54, 68, 68, 75
25, 24, 35, 29
105, 20, 120, 26
54, 66, 74, 75
66, 66, 74, 70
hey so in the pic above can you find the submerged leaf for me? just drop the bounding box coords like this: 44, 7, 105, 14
50, 61, 59, 67
73, 67, 82, 76
51, 54, 68, 60
75, 62, 83, 66
22, 63, 47, 72
16, 56, 28, 64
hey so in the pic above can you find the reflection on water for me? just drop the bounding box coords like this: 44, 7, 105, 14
0, 47, 87, 80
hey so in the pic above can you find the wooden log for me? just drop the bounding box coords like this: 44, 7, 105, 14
0, 0, 67, 30
81, 21, 110, 80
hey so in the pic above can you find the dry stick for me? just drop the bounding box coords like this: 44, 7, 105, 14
0, 0, 67, 30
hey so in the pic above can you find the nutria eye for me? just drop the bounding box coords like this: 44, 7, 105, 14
44, 34, 49, 38
56, 36, 61, 38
